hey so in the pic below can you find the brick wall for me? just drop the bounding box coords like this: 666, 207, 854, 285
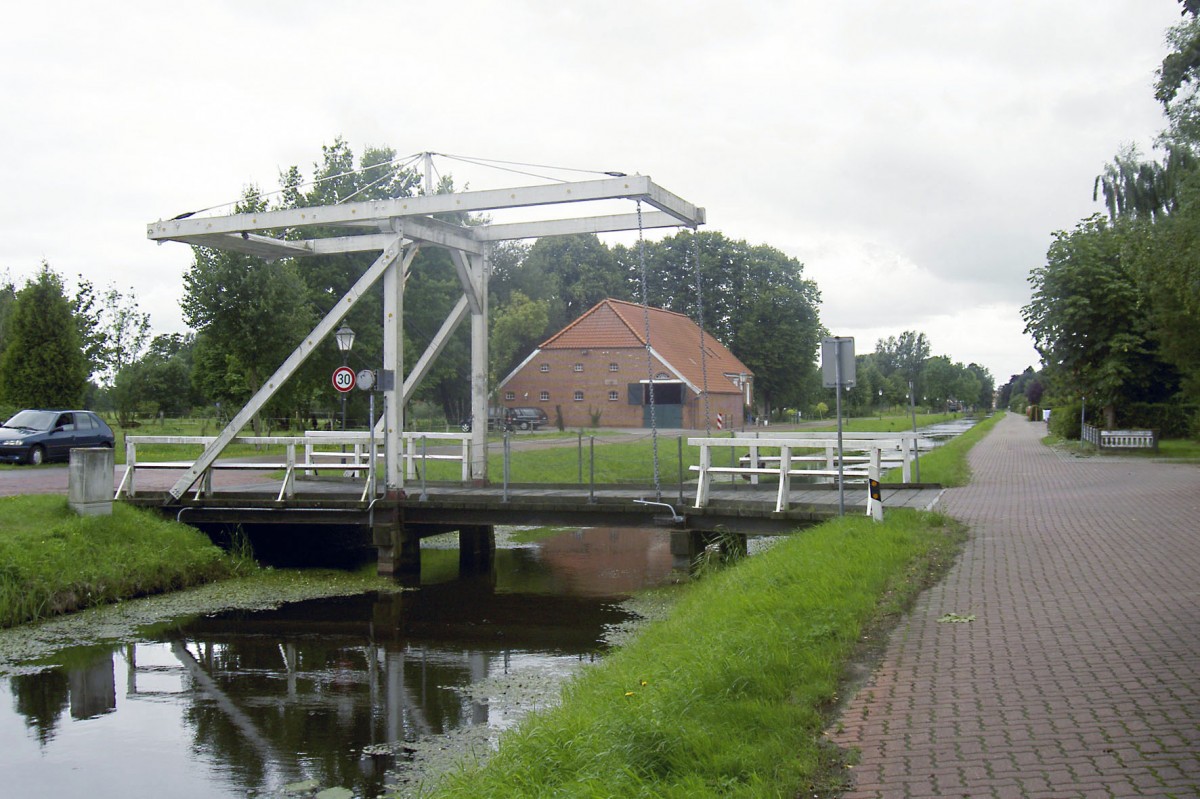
500, 346, 743, 429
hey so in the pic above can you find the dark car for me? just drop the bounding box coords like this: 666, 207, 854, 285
509, 406, 549, 430
459, 407, 515, 433
0, 410, 115, 465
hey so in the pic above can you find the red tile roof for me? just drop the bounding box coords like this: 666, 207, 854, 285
538, 298, 750, 394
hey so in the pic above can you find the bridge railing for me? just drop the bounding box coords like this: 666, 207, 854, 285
303, 430, 473, 482
729, 431, 926, 484
688, 435, 906, 514
116, 434, 383, 501
118, 431, 476, 501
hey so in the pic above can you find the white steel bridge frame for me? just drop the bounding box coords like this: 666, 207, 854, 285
148, 170, 705, 501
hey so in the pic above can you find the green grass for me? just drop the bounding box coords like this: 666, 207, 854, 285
427, 510, 967, 798
0, 495, 252, 628
1155, 439, 1200, 460
883, 411, 1006, 486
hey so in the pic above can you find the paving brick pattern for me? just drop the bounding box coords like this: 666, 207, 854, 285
830, 413, 1200, 798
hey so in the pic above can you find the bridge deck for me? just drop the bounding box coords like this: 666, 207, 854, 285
125, 478, 944, 535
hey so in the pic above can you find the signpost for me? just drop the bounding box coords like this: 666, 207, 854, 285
821, 337, 855, 516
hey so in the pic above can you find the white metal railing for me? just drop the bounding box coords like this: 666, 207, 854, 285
400, 432, 472, 482
731, 431, 925, 485
117, 434, 383, 502
117, 431, 475, 502
304, 430, 472, 481
688, 435, 903, 515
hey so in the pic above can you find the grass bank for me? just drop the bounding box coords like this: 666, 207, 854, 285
892, 410, 1005, 487
426, 510, 966, 798
0, 495, 251, 628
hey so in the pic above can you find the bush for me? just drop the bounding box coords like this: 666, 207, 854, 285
1049, 401, 1083, 439
1115, 402, 1199, 439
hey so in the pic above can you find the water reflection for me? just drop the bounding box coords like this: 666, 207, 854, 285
0, 527, 676, 798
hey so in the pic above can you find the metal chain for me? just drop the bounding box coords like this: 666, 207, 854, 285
691, 228, 712, 435
636, 200, 662, 501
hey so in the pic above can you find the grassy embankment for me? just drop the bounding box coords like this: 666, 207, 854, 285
0, 495, 252, 628
413, 416, 1000, 797
427, 510, 966, 798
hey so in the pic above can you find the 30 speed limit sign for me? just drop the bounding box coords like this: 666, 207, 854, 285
332, 366, 356, 393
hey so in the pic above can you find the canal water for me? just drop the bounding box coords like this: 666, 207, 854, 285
0, 527, 680, 798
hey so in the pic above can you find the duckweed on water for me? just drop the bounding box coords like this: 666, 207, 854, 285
0, 567, 402, 673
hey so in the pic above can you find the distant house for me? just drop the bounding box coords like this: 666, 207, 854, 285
497, 298, 752, 429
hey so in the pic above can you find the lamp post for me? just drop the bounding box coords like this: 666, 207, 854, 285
335, 324, 355, 430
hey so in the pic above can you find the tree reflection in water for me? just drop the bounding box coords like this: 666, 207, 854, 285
1, 528, 676, 797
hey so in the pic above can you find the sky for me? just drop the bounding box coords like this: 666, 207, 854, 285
0, 1, 1187, 385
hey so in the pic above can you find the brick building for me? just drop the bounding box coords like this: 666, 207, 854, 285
497, 298, 752, 429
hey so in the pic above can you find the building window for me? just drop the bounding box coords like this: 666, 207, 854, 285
573, 363, 583, 372
539, 390, 550, 402
608, 390, 619, 401
574, 390, 584, 402
539, 364, 550, 373
609, 362, 619, 372
504, 391, 515, 401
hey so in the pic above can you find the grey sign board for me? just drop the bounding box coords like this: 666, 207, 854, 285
822, 337, 856, 388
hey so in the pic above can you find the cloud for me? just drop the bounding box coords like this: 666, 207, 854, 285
0, 0, 1183, 388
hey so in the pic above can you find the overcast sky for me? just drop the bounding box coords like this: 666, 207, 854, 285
0, 1, 1186, 384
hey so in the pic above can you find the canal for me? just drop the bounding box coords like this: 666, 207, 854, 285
0, 526, 683, 798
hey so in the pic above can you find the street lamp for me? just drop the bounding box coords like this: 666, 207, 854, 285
335, 324, 355, 430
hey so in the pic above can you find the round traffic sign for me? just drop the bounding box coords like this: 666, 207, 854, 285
332, 366, 356, 393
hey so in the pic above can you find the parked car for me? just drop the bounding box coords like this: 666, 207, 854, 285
459, 406, 515, 432
509, 406, 549, 430
0, 409, 115, 465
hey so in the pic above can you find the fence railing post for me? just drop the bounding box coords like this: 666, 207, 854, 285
502, 430, 511, 503
588, 436, 596, 504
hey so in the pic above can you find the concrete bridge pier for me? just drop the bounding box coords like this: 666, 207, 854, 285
458, 525, 495, 573
374, 498, 420, 578
670, 529, 748, 571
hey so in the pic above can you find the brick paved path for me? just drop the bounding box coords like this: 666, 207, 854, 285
830, 413, 1200, 798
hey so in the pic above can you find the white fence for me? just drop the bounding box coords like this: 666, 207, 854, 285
117, 431, 473, 501
688, 435, 919, 516
1081, 423, 1158, 450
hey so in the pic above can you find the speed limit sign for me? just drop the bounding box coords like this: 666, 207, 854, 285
332, 366, 356, 393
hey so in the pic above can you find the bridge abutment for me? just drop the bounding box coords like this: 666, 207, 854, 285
670, 530, 748, 570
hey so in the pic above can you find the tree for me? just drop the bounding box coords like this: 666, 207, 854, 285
921, 356, 959, 410
1022, 215, 1169, 427
73, 279, 151, 386
1125, 173, 1200, 403
180, 190, 314, 432
965, 363, 995, 409
0, 265, 88, 408
112, 333, 198, 422
490, 291, 550, 383
0, 273, 16, 387
617, 231, 824, 415
874, 331, 930, 397
1156, 2, 1200, 108
520, 234, 626, 335
1093, 143, 1196, 223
